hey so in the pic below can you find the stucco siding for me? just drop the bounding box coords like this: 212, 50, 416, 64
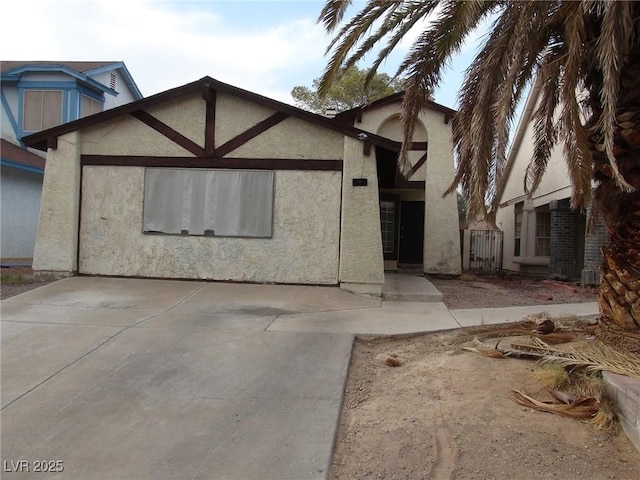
230, 116, 345, 159
339, 137, 384, 289
78, 166, 341, 284
215, 92, 279, 146
80, 115, 195, 157
32, 132, 81, 272
423, 134, 461, 274
0, 166, 43, 260
496, 204, 517, 270
145, 93, 205, 147
353, 102, 461, 274
500, 113, 571, 205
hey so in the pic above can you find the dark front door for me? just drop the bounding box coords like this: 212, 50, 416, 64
399, 201, 425, 264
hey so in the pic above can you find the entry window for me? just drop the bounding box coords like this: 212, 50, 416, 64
535, 210, 551, 256
514, 205, 523, 257
23, 90, 63, 132
380, 200, 396, 255
81, 94, 102, 118
143, 168, 274, 238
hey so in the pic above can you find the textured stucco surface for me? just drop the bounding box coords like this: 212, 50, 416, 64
339, 137, 384, 287
355, 102, 461, 274
79, 166, 341, 284
422, 128, 461, 275
145, 93, 205, 147
0, 166, 43, 259
499, 102, 571, 206
32, 132, 81, 272
80, 111, 195, 157
230, 116, 345, 160
215, 92, 278, 147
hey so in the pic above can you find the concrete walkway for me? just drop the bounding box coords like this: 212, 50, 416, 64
1, 276, 600, 479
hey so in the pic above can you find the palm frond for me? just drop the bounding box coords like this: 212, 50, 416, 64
397, 0, 499, 175
448, 1, 551, 218
320, 1, 397, 97
318, 0, 353, 32
525, 50, 561, 196
594, 0, 634, 192
536, 338, 640, 380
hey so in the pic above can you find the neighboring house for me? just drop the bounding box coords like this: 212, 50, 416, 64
23, 77, 461, 295
1, 61, 142, 264
495, 77, 606, 284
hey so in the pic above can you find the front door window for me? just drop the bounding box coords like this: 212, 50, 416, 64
380, 200, 396, 259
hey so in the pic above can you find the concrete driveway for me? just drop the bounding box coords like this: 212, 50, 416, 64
1, 277, 380, 480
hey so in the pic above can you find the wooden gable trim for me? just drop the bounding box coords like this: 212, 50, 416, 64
407, 151, 428, 178
215, 112, 289, 157
80, 155, 342, 171
23, 76, 404, 153
130, 110, 205, 157
203, 87, 216, 156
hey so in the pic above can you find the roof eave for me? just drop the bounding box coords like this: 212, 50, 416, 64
23, 76, 404, 153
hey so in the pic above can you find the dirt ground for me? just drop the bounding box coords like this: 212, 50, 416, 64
330, 276, 639, 480
428, 273, 598, 310
330, 332, 640, 480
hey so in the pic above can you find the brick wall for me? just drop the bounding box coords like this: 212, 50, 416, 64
549, 199, 577, 279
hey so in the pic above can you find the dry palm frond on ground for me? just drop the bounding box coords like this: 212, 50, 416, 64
464, 336, 640, 379
462, 333, 639, 430
455, 313, 595, 344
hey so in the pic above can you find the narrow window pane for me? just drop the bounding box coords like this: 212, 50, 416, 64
535, 211, 551, 256
380, 200, 395, 254
81, 95, 101, 118
23, 90, 43, 131
42, 91, 63, 129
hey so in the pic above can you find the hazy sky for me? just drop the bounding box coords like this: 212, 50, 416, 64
1, 0, 489, 108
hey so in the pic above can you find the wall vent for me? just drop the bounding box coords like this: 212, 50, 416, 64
110, 73, 116, 90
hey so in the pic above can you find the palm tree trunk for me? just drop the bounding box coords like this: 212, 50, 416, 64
583, 7, 640, 352
596, 193, 640, 354
589, 57, 640, 354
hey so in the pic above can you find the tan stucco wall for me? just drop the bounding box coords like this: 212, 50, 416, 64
230, 116, 345, 159
79, 166, 341, 284
32, 132, 81, 273
215, 92, 278, 146
339, 137, 384, 293
355, 102, 461, 274
145, 93, 205, 147
500, 122, 570, 205
80, 115, 195, 157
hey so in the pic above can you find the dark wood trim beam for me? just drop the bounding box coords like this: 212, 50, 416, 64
203, 88, 216, 156
407, 151, 428, 178
81, 155, 342, 171
409, 142, 428, 150
215, 112, 289, 157
363, 140, 372, 156
47, 137, 58, 150
130, 110, 205, 157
